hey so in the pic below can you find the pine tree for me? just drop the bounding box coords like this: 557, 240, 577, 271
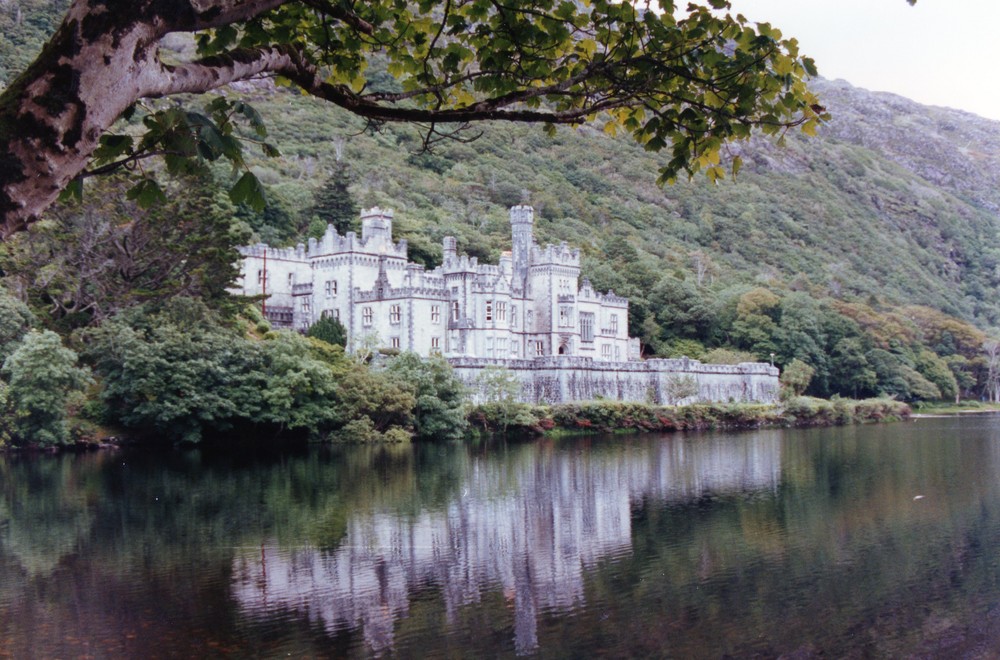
309, 164, 358, 235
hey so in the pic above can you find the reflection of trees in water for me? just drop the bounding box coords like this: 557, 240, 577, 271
231, 432, 785, 654
5, 423, 1000, 657
0, 454, 99, 577
0, 443, 470, 658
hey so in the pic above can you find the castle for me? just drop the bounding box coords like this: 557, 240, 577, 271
237, 206, 640, 361
236, 206, 780, 405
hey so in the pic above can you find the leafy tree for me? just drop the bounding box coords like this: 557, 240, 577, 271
255, 331, 342, 433
649, 276, 712, 343
1, 176, 250, 329
384, 352, 468, 440
780, 359, 815, 397
983, 340, 1000, 403
1, 329, 91, 446
306, 315, 347, 348
0, 0, 826, 235
475, 365, 533, 434
84, 300, 266, 442
332, 365, 415, 435
0, 286, 35, 363
944, 354, 976, 403
914, 349, 957, 403
701, 348, 759, 365
829, 337, 877, 399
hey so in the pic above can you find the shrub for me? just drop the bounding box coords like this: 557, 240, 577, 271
306, 315, 347, 347
384, 352, 468, 440
2, 330, 91, 447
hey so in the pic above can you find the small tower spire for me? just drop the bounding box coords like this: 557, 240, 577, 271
510, 205, 534, 282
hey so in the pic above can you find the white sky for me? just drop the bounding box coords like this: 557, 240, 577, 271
728, 0, 1000, 121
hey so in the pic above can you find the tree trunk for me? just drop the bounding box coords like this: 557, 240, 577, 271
0, 2, 162, 237
0, 0, 289, 238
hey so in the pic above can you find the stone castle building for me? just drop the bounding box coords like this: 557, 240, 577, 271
237, 205, 639, 361
236, 206, 779, 405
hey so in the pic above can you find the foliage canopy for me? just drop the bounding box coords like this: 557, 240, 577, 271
0, 0, 826, 235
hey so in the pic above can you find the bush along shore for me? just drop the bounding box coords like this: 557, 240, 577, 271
468, 397, 912, 437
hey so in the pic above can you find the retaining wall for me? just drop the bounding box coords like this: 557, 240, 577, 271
448, 356, 780, 405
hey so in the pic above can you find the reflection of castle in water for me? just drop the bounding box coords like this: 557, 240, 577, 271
231, 433, 782, 654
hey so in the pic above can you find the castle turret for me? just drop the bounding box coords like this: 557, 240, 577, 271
361, 207, 394, 243
510, 205, 534, 282
442, 236, 457, 263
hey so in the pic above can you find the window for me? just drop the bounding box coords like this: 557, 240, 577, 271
602, 344, 611, 359
498, 338, 508, 353
526, 310, 533, 330
257, 269, 263, 284
485, 299, 493, 322
511, 341, 519, 357
497, 301, 507, 322
390, 304, 401, 324
325, 280, 337, 296
391, 337, 400, 349
486, 336, 494, 357
431, 337, 441, 351
559, 306, 571, 327
287, 273, 295, 287
301, 299, 310, 313
321, 309, 331, 319
535, 340, 545, 357
451, 301, 460, 321
615, 345, 621, 361
363, 307, 373, 326
431, 305, 441, 323
580, 312, 595, 342
610, 314, 619, 334
334, 309, 340, 320
511, 306, 518, 326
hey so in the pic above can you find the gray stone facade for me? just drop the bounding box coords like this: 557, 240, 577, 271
235, 205, 780, 405
450, 356, 780, 405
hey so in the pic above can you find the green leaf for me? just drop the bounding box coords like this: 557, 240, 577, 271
229, 172, 266, 211
126, 178, 167, 208
58, 178, 83, 204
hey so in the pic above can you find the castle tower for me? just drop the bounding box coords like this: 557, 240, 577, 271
361, 207, 394, 243
510, 205, 534, 283
442, 236, 457, 263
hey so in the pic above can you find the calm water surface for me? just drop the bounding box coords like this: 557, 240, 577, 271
4, 416, 1000, 658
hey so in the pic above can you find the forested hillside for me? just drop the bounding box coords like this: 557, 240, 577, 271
3, 0, 1000, 405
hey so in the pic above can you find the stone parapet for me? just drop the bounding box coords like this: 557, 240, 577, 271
449, 356, 780, 406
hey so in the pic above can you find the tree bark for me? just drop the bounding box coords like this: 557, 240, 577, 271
0, 0, 287, 238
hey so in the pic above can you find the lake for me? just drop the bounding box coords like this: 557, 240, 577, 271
3, 416, 1000, 658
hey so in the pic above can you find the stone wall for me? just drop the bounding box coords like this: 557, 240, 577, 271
448, 356, 780, 405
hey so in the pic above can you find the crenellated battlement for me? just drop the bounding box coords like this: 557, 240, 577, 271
442, 253, 480, 273
239, 244, 306, 262
531, 241, 580, 267
509, 205, 534, 225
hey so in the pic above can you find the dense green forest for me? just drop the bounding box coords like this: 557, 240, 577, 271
2, 0, 1000, 447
